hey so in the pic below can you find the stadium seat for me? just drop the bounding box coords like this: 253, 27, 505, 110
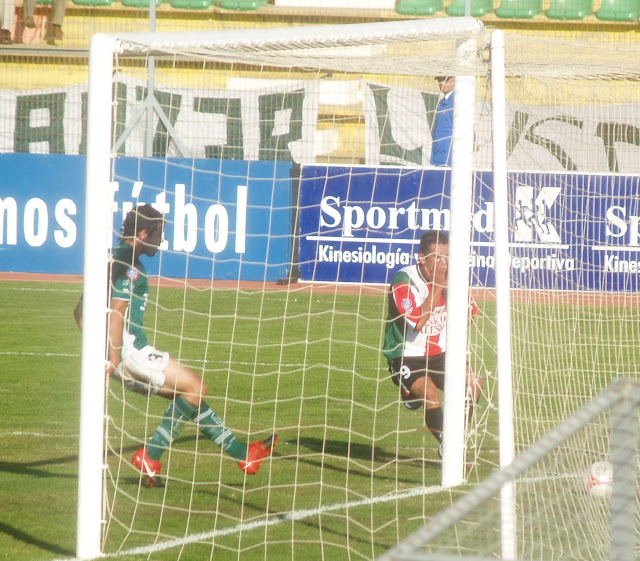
36, 0, 53, 5
121, 0, 161, 7
595, 0, 640, 20
495, 0, 542, 17
72, 0, 113, 6
395, 0, 444, 15
445, 0, 494, 16
218, 0, 267, 9
170, 0, 213, 8
545, 0, 593, 19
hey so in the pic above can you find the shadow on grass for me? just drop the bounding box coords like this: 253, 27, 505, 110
0, 456, 77, 478
292, 436, 441, 481
295, 436, 437, 464
0, 520, 75, 557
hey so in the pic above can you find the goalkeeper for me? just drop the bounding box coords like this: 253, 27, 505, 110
382, 230, 482, 458
74, 204, 277, 487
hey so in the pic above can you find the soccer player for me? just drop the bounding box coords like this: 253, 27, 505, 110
382, 230, 482, 457
74, 204, 277, 487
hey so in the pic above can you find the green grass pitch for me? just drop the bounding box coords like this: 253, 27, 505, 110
5, 278, 635, 561
2, 279, 478, 561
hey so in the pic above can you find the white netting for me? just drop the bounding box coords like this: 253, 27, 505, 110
79, 22, 640, 561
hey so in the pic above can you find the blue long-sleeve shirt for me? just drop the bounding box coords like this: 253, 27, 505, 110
430, 92, 454, 167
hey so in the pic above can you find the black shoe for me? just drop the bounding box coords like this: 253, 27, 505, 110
0, 29, 12, 44
401, 392, 422, 410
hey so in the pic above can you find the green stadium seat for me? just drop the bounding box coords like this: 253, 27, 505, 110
445, 0, 494, 16
37, 0, 53, 5
545, 0, 592, 18
395, 0, 444, 15
218, 0, 267, 9
171, 0, 213, 8
121, 0, 162, 7
596, 0, 640, 20
72, 0, 113, 6
495, 0, 542, 17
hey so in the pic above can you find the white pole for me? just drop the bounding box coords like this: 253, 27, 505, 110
145, 0, 156, 157
490, 29, 517, 561
442, 38, 476, 488
76, 33, 116, 560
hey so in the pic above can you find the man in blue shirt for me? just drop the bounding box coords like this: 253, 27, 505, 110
430, 76, 455, 167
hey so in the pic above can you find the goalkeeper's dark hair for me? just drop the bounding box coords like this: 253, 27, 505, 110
119, 204, 163, 242
419, 230, 448, 255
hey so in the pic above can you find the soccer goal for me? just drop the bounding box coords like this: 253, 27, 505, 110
77, 17, 640, 561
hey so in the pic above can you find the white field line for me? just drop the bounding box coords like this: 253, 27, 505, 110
0, 351, 79, 357
107, 472, 582, 560
49, 469, 581, 561
4, 431, 78, 438
0, 351, 305, 369
53, 484, 445, 561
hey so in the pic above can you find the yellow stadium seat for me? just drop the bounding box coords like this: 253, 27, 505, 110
495, 0, 542, 17
395, 0, 444, 15
446, 0, 494, 16
596, 0, 640, 20
545, 0, 593, 18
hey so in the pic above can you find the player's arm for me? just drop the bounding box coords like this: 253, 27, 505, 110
414, 256, 447, 332
390, 275, 423, 332
107, 297, 128, 376
414, 284, 444, 333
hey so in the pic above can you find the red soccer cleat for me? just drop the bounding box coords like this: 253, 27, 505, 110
132, 447, 163, 488
238, 435, 279, 475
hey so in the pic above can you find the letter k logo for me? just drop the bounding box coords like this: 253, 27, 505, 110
514, 186, 561, 244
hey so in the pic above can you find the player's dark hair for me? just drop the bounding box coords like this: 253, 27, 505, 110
419, 230, 448, 255
119, 204, 163, 242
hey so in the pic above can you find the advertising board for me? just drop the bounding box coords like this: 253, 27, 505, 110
0, 154, 293, 281
298, 165, 640, 291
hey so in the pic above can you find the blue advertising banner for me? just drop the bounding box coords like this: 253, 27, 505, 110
298, 166, 450, 285
298, 166, 640, 292
0, 154, 86, 274
0, 154, 293, 281
114, 157, 293, 280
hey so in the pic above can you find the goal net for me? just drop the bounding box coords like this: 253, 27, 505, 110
77, 19, 640, 561
379, 380, 640, 561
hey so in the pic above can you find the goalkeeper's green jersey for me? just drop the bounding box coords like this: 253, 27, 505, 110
110, 242, 149, 350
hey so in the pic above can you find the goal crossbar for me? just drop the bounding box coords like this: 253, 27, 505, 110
107, 17, 484, 58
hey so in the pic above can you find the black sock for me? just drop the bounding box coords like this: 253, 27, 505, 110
465, 399, 475, 428
425, 407, 444, 444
